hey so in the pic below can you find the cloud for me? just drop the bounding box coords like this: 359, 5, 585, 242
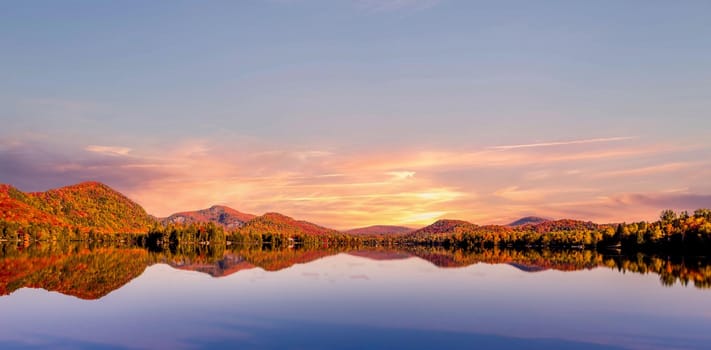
606, 192, 711, 210
342, 142, 689, 175
493, 186, 597, 202
1, 136, 708, 229
488, 136, 636, 151
588, 161, 706, 179
386, 171, 415, 180
294, 150, 333, 159
85, 145, 132, 157
0, 143, 169, 193
494, 186, 545, 202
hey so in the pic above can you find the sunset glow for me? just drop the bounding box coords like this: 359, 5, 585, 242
1, 135, 708, 229
1, 1, 710, 229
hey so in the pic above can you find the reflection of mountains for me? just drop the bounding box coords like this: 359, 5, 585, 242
170, 254, 256, 277
0, 246, 149, 300
166, 249, 336, 275
2, 244, 711, 300
167, 250, 411, 278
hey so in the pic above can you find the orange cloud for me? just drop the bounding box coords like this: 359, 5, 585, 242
113, 137, 710, 228
2, 137, 708, 229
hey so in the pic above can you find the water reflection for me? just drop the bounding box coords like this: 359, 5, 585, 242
2, 242, 711, 300
1, 243, 711, 349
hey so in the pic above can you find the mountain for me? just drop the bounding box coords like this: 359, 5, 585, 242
345, 225, 414, 235
163, 205, 255, 230
237, 212, 339, 236
407, 219, 478, 238
0, 181, 154, 234
0, 184, 65, 226
508, 216, 550, 227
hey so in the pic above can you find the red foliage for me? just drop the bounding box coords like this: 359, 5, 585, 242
241, 212, 340, 236
525, 219, 599, 233
408, 219, 479, 237
0, 181, 154, 234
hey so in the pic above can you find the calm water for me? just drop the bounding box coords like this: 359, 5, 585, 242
1, 245, 710, 349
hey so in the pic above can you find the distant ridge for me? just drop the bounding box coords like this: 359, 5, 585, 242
508, 216, 550, 227
163, 205, 255, 229
345, 225, 414, 235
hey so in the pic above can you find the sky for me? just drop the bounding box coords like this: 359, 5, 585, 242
1, 0, 710, 229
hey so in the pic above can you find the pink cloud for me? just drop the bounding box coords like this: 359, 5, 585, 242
1, 137, 709, 229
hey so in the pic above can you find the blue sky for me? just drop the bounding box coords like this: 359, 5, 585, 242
1, 0, 710, 227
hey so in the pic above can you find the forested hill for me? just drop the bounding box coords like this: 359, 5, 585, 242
2, 181, 710, 253
237, 212, 340, 237
0, 181, 155, 235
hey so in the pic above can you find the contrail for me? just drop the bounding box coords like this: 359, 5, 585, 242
488, 136, 636, 151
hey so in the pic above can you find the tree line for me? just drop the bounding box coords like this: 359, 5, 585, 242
419, 209, 711, 254
3, 209, 711, 255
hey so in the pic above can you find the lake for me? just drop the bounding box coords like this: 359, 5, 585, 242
1, 244, 710, 349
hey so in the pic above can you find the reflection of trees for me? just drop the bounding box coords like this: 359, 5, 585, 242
404, 246, 711, 289
2, 243, 711, 301
600, 254, 711, 289
400, 246, 603, 271
0, 242, 149, 299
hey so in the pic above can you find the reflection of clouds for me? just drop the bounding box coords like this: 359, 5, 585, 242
301, 272, 320, 279
467, 270, 487, 278
0, 137, 709, 227
350, 274, 370, 280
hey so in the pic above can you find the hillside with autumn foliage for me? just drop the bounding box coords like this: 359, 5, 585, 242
407, 219, 479, 239
237, 212, 340, 237
1, 181, 710, 255
0, 181, 155, 237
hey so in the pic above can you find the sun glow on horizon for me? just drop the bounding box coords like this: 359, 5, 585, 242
2, 135, 702, 230
1, 0, 710, 229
